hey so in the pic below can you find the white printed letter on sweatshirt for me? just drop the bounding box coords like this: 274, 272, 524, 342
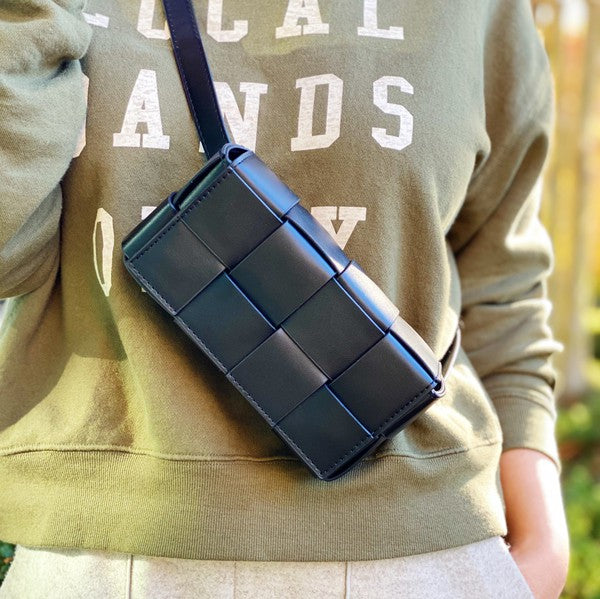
276, 0, 329, 38
137, 0, 169, 39
113, 69, 170, 150
291, 74, 343, 151
372, 76, 413, 151
207, 0, 248, 42
93, 208, 114, 297
212, 82, 268, 152
357, 0, 404, 39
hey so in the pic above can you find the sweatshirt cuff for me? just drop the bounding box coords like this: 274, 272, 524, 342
488, 392, 562, 476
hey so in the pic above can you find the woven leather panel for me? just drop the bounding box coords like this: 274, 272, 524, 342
124, 151, 438, 480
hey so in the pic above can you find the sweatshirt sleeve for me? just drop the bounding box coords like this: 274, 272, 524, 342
447, 0, 564, 473
0, 0, 92, 299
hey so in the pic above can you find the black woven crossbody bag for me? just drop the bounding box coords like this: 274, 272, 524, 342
121, 0, 461, 481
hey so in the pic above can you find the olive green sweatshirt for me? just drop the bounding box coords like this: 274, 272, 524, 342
0, 0, 564, 561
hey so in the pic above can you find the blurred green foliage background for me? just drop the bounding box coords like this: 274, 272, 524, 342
532, 0, 600, 597
559, 391, 600, 598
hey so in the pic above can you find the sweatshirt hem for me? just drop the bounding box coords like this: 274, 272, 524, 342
0, 438, 498, 461
0, 442, 508, 562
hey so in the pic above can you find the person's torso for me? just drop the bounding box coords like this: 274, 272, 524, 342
0, 0, 501, 465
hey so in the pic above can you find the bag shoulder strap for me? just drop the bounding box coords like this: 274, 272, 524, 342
162, 0, 230, 158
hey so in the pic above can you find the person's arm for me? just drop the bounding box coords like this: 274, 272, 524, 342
0, 0, 92, 299
447, 1, 568, 595
500, 448, 569, 599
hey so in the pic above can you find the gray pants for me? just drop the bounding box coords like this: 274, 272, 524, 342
0, 535, 534, 598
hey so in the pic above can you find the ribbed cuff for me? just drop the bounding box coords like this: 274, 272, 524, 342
488, 393, 561, 476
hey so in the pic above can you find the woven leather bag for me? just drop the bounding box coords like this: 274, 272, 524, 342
121, 0, 461, 481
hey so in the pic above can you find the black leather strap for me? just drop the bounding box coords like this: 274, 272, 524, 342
441, 324, 461, 379
162, 0, 230, 157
